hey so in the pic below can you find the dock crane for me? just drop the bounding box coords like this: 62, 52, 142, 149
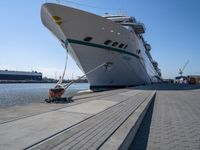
179, 60, 189, 77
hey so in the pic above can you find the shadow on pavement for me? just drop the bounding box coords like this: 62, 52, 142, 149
129, 97, 155, 150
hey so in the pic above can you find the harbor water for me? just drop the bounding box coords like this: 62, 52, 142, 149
0, 83, 89, 108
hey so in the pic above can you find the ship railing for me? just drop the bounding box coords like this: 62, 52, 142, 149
121, 22, 146, 34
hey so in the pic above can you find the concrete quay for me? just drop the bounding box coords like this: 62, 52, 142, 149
130, 84, 200, 150
0, 88, 155, 150
0, 84, 200, 150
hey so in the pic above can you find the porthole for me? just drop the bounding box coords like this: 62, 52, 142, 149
119, 43, 124, 48
137, 49, 141, 54
124, 44, 128, 49
112, 42, 118, 47
104, 40, 112, 45
84, 37, 93, 42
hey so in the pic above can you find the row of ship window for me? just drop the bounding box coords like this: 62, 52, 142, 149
84, 37, 128, 49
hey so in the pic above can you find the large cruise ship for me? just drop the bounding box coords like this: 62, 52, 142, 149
41, 3, 161, 90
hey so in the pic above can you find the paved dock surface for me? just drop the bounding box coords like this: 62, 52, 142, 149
130, 84, 200, 150
0, 88, 154, 150
0, 84, 200, 150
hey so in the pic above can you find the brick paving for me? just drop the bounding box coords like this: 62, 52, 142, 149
130, 84, 200, 150
30, 91, 153, 150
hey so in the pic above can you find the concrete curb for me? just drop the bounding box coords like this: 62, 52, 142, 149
100, 91, 156, 150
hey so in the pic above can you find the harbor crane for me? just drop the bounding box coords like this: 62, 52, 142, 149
179, 60, 189, 77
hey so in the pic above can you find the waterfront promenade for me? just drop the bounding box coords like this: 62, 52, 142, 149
0, 84, 199, 150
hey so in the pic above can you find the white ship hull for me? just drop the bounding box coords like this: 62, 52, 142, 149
41, 3, 160, 90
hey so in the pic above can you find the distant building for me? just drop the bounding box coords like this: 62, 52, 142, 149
0, 70, 42, 80
174, 76, 187, 84
187, 75, 200, 84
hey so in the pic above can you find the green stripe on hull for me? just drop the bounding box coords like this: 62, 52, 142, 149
67, 39, 141, 59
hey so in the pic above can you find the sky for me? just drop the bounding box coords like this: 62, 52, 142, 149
0, 0, 200, 79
